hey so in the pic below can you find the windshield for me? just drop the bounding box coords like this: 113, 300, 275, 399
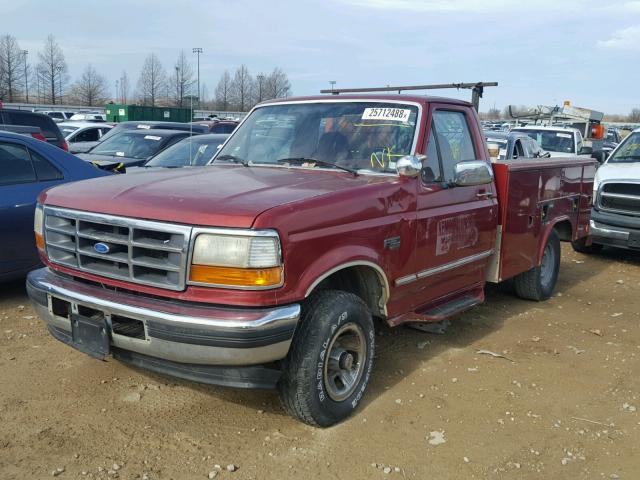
214, 102, 420, 174
146, 136, 226, 167
91, 132, 165, 159
607, 132, 640, 164
514, 129, 575, 153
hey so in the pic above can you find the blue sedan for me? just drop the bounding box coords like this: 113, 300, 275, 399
0, 131, 109, 281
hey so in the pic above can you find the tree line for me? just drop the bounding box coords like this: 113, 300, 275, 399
0, 33, 291, 111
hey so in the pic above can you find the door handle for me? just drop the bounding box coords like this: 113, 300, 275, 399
476, 191, 494, 199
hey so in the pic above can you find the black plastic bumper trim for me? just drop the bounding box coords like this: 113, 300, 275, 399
112, 348, 281, 389
146, 321, 295, 349
592, 209, 640, 231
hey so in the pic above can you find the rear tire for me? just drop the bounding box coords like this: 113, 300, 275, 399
514, 229, 560, 301
571, 237, 603, 254
278, 290, 375, 427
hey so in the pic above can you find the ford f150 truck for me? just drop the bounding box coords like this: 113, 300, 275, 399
27, 95, 595, 427
576, 127, 640, 252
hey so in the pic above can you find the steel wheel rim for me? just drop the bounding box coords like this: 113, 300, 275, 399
540, 242, 554, 287
323, 323, 367, 402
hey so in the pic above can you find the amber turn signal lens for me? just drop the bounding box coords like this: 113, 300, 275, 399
189, 265, 283, 287
35, 233, 44, 250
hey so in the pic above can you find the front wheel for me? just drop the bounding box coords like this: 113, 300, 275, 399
278, 290, 375, 427
514, 229, 561, 301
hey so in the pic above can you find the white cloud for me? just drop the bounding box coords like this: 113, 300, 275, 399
597, 25, 640, 50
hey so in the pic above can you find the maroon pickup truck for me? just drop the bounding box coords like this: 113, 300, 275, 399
27, 95, 595, 426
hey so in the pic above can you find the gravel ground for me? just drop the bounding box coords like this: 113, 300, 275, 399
1, 245, 639, 479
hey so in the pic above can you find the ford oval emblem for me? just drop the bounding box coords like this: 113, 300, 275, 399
94, 242, 110, 254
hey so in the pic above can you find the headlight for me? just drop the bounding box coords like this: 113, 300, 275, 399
189, 231, 282, 288
34, 204, 44, 250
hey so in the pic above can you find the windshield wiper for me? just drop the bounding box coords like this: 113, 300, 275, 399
277, 157, 358, 176
215, 154, 249, 167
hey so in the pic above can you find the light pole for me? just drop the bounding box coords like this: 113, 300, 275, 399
192, 47, 202, 108
22, 50, 29, 103
257, 74, 264, 103
175, 66, 180, 107
329, 80, 336, 93
115, 79, 119, 103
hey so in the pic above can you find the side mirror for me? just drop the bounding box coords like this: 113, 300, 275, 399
396, 154, 426, 178
591, 150, 607, 165
579, 146, 593, 155
454, 161, 493, 187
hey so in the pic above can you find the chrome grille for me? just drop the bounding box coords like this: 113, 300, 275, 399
44, 207, 192, 290
598, 182, 640, 216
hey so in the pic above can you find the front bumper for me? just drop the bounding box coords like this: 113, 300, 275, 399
27, 268, 300, 387
590, 209, 640, 249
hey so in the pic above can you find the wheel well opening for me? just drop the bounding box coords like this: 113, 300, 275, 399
554, 220, 572, 241
312, 265, 387, 318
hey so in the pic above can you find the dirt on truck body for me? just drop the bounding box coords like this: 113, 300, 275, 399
27, 94, 596, 426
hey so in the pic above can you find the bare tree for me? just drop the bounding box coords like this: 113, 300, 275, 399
171, 50, 194, 107
265, 67, 291, 100
628, 108, 640, 123
214, 70, 232, 111
119, 71, 130, 104
137, 54, 166, 107
37, 34, 68, 105
229, 65, 253, 112
68, 64, 108, 106
0, 35, 25, 101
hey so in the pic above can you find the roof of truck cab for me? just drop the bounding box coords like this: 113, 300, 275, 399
512, 125, 581, 134
259, 94, 472, 107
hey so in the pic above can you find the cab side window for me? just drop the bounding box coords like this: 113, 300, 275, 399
432, 110, 476, 181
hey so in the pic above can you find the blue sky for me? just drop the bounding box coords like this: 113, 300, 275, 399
4, 0, 639, 113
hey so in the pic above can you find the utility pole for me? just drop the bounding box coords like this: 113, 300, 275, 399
329, 80, 336, 93
22, 50, 29, 103
192, 47, 203, 108
115, 79, 119, 103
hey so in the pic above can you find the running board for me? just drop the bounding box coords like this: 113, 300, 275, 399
400, 289, 484, 333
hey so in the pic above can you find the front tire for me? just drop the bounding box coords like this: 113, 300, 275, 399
278, 290, 375, 427
514, 229, 561, 301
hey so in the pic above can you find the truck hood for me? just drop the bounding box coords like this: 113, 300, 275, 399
595, 162, 640, 191
40, 165, 388, 228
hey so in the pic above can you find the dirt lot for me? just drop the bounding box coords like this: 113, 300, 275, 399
1, 244, 639, 479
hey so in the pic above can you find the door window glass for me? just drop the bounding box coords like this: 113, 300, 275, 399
0, 142, 36, 185
423, 128, 442, 182
30, 149, 63, 181
75, 128, 100, 142
432, 110, 476, 181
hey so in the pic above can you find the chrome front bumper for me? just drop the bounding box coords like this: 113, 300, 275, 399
590, 219, 630, 242
27, 268, 300, 367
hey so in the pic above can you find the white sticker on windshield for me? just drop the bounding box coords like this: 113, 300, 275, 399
137, 124, 151, 129
115, 151, 125, 157
362, 107, 411, 123
556, 133, 572, 138
144, 135, 162, 141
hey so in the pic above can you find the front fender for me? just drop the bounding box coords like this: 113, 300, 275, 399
296, 245, 389, 305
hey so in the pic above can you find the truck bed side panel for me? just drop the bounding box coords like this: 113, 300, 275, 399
492, 158, 595, 282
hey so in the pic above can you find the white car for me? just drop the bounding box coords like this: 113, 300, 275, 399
511, 125, 589, 157
69, 112, 106, 122
37, 110, 77, 123
58, 122, 113, 145
582, 128, 640, 252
